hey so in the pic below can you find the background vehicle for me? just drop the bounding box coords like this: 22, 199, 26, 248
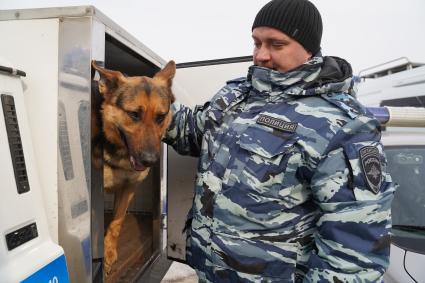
357, 58, 425, 283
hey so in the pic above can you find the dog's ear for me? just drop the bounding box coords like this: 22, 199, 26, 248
154, 60, 176, 89
91, 60, 124, 96
154, 60, 176, 103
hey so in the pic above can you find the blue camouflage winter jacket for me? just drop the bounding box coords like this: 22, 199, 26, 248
164, 55, 394, 283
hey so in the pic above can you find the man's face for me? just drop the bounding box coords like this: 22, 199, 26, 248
252, 27, 312, 73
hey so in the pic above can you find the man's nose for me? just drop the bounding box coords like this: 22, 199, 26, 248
254, 46, 271, 62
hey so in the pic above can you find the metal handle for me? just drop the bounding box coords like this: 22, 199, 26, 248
367, 106, 425, 127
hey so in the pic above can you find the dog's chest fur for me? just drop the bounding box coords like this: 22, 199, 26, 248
103, 150, 150, 193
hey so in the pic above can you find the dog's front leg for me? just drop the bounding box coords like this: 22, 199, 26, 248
104, 184, 137, 275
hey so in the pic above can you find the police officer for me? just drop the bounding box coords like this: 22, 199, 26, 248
164, 0, 394, 282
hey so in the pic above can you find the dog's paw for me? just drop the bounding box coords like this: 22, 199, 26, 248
104, 248, 118, 276
104, 262, 112, 276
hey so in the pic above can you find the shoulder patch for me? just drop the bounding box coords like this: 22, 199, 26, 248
359, 146, 382, 194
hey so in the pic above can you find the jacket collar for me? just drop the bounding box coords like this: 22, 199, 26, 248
247, 54, 355, 98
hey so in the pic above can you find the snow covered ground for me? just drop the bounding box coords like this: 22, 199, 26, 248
161, 262, 198, 283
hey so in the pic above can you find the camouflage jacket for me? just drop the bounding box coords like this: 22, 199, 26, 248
164, 56, 394, 283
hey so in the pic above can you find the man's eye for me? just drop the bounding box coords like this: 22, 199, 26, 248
127, 111, 140, 121
252, 39, 261, 48
272, 41, 285, 47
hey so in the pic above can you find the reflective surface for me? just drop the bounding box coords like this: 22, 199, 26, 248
58, 17, 93, 283
386, 146, 425, 254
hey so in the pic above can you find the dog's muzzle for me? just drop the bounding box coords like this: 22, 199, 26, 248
118, 127, 148, 171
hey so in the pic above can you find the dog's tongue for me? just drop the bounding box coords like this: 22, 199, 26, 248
130, 156, 147, 171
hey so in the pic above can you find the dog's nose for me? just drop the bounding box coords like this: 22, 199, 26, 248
140, 152, 158, 167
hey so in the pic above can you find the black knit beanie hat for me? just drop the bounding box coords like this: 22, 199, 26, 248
252, 0, 323, 55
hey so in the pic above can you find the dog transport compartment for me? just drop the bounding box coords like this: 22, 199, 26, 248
0, 6, 169, 283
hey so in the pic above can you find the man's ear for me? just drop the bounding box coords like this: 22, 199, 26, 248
154, 60, 176, 89
91, 60, 124, 95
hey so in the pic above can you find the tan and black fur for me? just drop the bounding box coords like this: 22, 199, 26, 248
91, 60, 175, 275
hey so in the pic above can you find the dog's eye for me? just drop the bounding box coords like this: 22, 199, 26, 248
126, 111, 140, 121
156, 114, 166, 124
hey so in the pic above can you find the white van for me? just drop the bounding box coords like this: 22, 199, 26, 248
357, 58, 425, 283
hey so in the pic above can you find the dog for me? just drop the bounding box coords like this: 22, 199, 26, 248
91, 60, 175, 275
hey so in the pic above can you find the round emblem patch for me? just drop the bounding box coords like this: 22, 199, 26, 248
359, 146, 382, 194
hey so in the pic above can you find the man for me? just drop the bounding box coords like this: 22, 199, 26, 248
164, 0, 394, 282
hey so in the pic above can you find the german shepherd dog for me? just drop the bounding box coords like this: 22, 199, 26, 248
91, 60, 175, 275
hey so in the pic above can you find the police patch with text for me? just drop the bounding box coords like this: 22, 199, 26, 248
359, 146, 382, 194
256, 114, 297, 133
